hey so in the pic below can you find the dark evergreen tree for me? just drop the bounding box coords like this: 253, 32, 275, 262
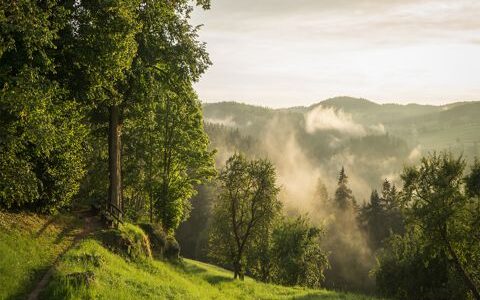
359, 179, 404, 250
359, 190, 387, 249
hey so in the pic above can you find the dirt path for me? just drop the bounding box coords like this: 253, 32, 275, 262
27, 209, 101, 300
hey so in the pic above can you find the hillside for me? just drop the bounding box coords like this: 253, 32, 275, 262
203, 97, 479, 137
202, 97, 480, 200
0, 211, 377, 300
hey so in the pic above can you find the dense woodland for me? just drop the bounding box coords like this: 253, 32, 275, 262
1, 1, 480, 300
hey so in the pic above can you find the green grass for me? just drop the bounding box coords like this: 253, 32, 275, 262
0, 212, 379, 299
0, 210, 81, 299
43, 235, 378, 299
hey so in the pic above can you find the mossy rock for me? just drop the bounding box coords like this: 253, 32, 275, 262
98, 223, 152, 261
138, 223, 167, 258
139, 223, 180, 260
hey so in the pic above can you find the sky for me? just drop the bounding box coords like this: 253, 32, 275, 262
191, 0, 480, 108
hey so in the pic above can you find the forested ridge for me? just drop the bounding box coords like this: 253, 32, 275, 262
1, 1, 480, 300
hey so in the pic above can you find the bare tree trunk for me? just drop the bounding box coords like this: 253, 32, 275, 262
148, 135, 153, 223
149, 184, 153, 223
233, 255, 245, 281
233, 261, 240, 280
109, 104, 122, 218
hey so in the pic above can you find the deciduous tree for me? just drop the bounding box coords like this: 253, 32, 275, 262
209, 154, 281, 280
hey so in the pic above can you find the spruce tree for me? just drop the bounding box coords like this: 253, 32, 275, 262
359, 190, 387, 249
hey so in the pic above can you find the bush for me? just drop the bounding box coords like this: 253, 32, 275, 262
165, 236, 180, 260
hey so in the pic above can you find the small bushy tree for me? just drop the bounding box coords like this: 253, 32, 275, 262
209, 154, 281, 280
270, 216, 329, 288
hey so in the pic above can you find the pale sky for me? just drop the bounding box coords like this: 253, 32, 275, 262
191, 0, 480, 108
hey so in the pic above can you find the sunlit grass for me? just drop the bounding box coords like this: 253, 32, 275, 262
43, 235, 378, 299
0, 212, 380, 300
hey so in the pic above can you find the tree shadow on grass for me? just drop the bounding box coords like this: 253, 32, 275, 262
178, 262, 234, 285
179, 262, 208, 275
35, 215, 59, 238
291, 292, 370, 300
205, 275, 234, 285
54, 222, 78, 244
5, 265, 51, 300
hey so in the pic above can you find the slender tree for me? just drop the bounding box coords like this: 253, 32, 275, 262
121, 0, 214, 229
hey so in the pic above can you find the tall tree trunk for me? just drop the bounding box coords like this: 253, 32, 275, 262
109, 104, 122, 218
233, 254, 245, 281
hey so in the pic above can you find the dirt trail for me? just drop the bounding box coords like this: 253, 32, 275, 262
27, 209, 101, 300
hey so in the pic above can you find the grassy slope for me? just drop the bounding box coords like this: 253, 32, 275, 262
0, 211, 377, 299
44, 237, 376, 300
0, 211, 81, 299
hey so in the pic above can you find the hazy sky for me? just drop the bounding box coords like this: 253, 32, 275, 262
191, 0, 480, 108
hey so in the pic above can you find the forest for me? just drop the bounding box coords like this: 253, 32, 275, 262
1, 1, 479, 300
